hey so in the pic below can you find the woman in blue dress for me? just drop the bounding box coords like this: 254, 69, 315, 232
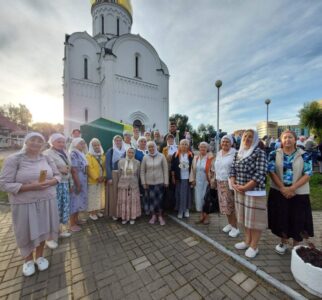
69, 138, 88, 232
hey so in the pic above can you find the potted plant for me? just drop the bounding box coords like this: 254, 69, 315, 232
291, 244, 322, 298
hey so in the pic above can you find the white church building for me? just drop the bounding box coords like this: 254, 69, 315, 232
63, 0, 169, 135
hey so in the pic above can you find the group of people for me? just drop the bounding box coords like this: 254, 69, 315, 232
0, 122, 315, 276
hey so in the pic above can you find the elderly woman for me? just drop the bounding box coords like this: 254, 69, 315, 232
123, 131, 133, 151
105, 135, 126, 219
44, 133, 72, 250
135, 136, 148, 162
69, 138, 88, 232
268, 131, 314, 254
190, 142, 213, 212
213, 135, 239, 237
131, 127, 140, 149
229, 129, 267, 258
117, 148, 141, 224
144, 131, 152, 142
171, 139, 194, 219
86, 138, 106, 221
0, 132, 60, 277
141, 141, 168, 225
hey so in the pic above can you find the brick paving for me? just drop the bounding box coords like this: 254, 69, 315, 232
179, 211, 322, 300
0, 204, 288, 300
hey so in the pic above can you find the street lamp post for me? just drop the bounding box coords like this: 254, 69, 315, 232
265, 99, 271, 138
215, 80, 222, 153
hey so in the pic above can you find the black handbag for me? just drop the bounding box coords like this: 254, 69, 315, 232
202, 187, 219, 214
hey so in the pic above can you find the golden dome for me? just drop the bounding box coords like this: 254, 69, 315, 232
91, 0, 132, 17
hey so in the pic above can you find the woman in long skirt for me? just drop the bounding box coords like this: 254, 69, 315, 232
117, 148, 141, 224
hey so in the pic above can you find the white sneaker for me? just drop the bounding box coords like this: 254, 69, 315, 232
130, 220, 135, 225
234, 241, 248, 250
46, 240, 58, 249
245, 247, 259, 258
97, 212, 104, 218
35, 257, 49, 271
222, 224, 233, 233
228, 228, 240, 238
112, 216, 118, 221
23, 261, 35, 277
89, 214, 98, 221
184, 210, 190, 218
59, 231, 71, 238
122, 220, 128, 225
275, 243, 288, 255
177, 213, 183, 219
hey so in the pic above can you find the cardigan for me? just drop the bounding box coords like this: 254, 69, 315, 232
140, 154, 169, 185
86, 153, 106, 185
44, 148, 71, 183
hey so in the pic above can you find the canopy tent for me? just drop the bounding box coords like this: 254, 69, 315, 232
80, 118, 133, 151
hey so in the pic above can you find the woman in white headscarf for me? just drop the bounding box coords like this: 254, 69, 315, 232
43, 133, 72, 250
105, 135, 126, 219
229, 129, 268, 258
117, 148, 141, 224
86, 138, 106, 221
69, 138, 88, 232
0, 132, 60, 277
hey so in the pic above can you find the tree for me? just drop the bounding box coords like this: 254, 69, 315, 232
298, 101, 322, 140
32, 123, 64, 140
0, 103, 32, 129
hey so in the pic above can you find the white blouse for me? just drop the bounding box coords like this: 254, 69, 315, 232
213, 148, 236, 181
180, 153, 190, 180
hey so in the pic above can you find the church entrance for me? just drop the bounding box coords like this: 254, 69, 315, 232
133, 119, 145, 134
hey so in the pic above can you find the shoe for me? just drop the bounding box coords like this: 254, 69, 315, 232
159, 216, 166, 226
59, 231, 71, 238
70, 225, 81, 232
177, 213, 183, 219
222, 224, 233, 233
195, 219, 205, 225
97, 212, 104, 218
234, 241, 248, 250
122, 220, 128, 225
23, 261, 35, 277
130, 220, 135, 225
228, 228, 240, 238
89, 214, 98, 221
35, 257, 49, 271
149, 215, 157, 224
275, 243, 288, 255
112, 216, 118, 221
46, 240, 58, 249
245, 247, 259, 258
184, 210, 190, 218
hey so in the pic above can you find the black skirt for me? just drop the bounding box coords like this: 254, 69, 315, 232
267, 188, 314, 242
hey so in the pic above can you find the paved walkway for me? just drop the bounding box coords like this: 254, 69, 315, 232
0, 204, 287, 300
178, 211, 322, 300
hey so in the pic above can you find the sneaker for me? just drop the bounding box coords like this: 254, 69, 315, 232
35, 257, 49, 271
130, 220, 135, 225
245, 247, 259, 258
112, 216, 118, 221
159, 216, 166, 226
23, 261, 35, 277
97, 212, 104, 218
222, 224, 233, 233
177, 213, 183, 219
234, 241, 248, 250
46, 240, 58, 249
184, 210, 190, 218
122, 220, 128, 225
149, 215, 157, 224
228, 228, 240, 238
59, 231, 71, 238
275, 243, 288, 255
89, 214, 98, 221
70, 225, 82, 232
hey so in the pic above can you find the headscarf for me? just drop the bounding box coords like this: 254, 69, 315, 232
49, 133, 68, 159
124, 147, 135, 176
221, 134, 233, 145
147, 141, 159, 157
137, 136, 148, 154
20, 132, 45, 153
69, 137, 88, 165
88, 138, 104, 157
166, 134, 178, 155
237, 129, 259, 160
112, 135, 126, 165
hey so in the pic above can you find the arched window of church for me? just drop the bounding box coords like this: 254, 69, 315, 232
101, 15, 105, 34
117, 18, 120, 36
84, 58, 88, 79
85, 108, 88, 123
135, 54, 140, 78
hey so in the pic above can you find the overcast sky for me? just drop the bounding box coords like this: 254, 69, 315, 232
1, 0, 322, 133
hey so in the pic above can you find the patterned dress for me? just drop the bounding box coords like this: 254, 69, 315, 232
70, 150, 88, 214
